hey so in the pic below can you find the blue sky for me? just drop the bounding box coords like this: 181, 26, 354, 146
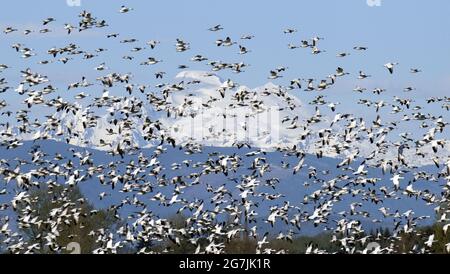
0, 0, 449, 132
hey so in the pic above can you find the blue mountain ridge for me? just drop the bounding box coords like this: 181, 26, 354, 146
0, 140, 444, 236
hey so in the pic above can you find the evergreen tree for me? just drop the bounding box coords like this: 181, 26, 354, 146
16, 184, 120, 254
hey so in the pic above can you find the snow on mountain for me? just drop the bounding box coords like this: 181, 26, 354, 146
18, 97, 156, 150
161, 70, 312, 149
12, 70, 450, 166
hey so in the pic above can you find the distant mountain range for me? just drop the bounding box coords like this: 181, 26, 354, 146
0, 139, 444, 235
15, 70, 449, 168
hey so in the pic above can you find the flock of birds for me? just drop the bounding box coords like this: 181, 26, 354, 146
0, 5, 450, 254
